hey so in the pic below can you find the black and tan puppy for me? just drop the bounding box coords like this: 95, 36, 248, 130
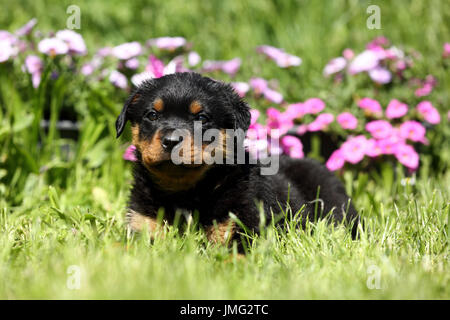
116, 72, 358, 249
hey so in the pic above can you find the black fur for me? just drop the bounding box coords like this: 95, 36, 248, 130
116, 72, 359, 250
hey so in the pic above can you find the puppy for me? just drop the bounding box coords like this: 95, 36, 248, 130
116, 72, 359, 249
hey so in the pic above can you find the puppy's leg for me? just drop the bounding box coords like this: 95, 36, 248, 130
205, 219, 235, 245
126, 209, 165, 237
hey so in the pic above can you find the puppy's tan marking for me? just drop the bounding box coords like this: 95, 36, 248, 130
205, 219, 235, 245
153, 98, 164, 112
189, 100, 203, 115
132, 125, 167, 166
126, 210, 159, 232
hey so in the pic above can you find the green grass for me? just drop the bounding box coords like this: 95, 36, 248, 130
0, 0, 449, 299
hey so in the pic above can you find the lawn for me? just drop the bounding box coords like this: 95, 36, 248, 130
0, 0, 449, 299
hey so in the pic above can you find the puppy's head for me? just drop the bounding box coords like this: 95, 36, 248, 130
115, 72, 250, 191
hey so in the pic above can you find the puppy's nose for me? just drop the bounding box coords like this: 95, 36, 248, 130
161, 134, 182, 151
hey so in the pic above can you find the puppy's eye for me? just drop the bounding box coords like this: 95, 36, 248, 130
146, 110, 159, 121
195, 114, 209, 124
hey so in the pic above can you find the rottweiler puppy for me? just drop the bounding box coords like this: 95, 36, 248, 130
116, 72, 359, 250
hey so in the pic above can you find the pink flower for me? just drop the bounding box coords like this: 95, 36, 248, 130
56, 29, 87, 55
249, 109, 260, 126
221, 58, 241, 75
256, 45, 302, 68
303, 98, 325, 114
323, 57, 346, 76
263, 88, 283, 104
109, 70, 128, 89
342, 48, 354, 60
112, 41, 142, 60
188, 51, 201, 66
15, 18, 37, 36
266, 108, 293, 138
348, 50, 379, 74
296, 124, 308, 135
337, 112, 358, 130
416, 101, 440, 124
249, 77, 268, 94
365, 139, 383, 158
399, 121, 427, 143
443, 43, 450, 58
365, 120, 392, 139
395, 144, 419, 170
81, 63, 94, 76
326, 149, 345, 171
38, 37, 69, 56
368, 67, 392, 84
231, 82, 250, 97
386, 99, 408, 119
123, 145, 137, 161
24, 55, 43, 88
131, 55, 177, 86
308, 113, 334, 131
340, 135, 367, 164
148, 37, 186, 50
0, 39, 15, 62
415, 83, 433, 97
366, 36, 389, 49
281, 136, 304, 158
96, 47, 112, 57
203, 58, 241, 75
358, 98, 382, 115
125, 58, 139, 70
285, 103, 307, 119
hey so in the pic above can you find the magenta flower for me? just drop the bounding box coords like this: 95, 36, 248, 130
348, 50, 379, 74
368, 67, 392, 84
15, 18, 37, 36
96, 47, 112, 57
399, 121, 427, 143
416, 101, 440, 124
358, 98, 382, 115
188, 51, 201, 66
337, 112, 358, 130
323, 57, 347, 76
256, 45, 302, 68
303, 98, 325, 114
56, 29, 87, 55
249, 77, 268, 94
131, 55, 177, 86
263, 88, 283, 104
281, 136, 304, 158
38, 37, 69, 56
386, 99, 408, 119
308, 113, 334, 132
231, 82, 250, 97
340, 135, 367, 164
326, 149, 345, 171
395, 144, 419, 170
296, 124, 308, 135
112, 41, 142, 60
148, 37, 186, 50
109, 70, 128, 89
123, 145, 137, 161
365, 120, 393, 139
443, 42, 450, 58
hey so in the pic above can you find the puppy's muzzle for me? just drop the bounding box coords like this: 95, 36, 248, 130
161, 132, 183, 151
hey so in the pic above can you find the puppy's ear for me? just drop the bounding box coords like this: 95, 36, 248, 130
115, 92, 140, 138
233, 99, 251, 131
